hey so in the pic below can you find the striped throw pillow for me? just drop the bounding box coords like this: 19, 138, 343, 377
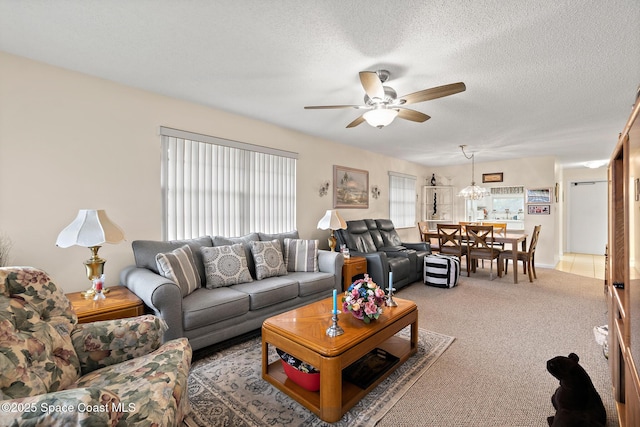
156, 244, 201, 297
284, 238, 319, 272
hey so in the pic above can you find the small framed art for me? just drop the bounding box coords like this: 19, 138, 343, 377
482, 172, 503, 183
526, 188, 552, 204
528, 204, 550, 215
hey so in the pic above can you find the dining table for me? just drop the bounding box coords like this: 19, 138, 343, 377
422, 229, 529, 284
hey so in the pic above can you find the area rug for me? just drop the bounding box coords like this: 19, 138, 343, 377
187, 327, 454, 427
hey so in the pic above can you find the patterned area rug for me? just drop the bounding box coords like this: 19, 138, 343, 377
187, 327, 454, 427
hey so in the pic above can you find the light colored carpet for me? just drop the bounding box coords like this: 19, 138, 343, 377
376, 267, 616, 427
186, 267, 616, 426
187, 327, 454, 427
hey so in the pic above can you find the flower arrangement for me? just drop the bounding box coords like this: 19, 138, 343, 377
342, 274, 386, 323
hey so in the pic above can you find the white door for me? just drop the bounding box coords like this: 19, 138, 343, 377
567, 181, 607, 255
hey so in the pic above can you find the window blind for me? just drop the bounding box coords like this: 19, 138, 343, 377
389, 172, 416, 228
160, 127, 297, 240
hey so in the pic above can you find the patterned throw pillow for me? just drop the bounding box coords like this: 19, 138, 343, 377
250, 240, 288, 280
200, 244, 253, 288
156, 244, 201, 297
284, 238, 319, 272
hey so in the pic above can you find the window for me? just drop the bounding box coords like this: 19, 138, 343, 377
160, 127, 297, 240
389, 172, 416, 228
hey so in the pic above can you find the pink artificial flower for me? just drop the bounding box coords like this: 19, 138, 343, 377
364, 300, 378, 316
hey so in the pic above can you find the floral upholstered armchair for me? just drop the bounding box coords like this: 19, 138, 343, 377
0, 266, 192, 426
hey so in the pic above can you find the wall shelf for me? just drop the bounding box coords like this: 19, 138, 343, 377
422, 186, 455, 230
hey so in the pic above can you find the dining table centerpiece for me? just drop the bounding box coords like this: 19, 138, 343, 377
342, 274, 386, 323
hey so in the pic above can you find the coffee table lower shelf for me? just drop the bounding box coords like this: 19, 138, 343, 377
263, 332, 416, 421
264, 337, 416, 416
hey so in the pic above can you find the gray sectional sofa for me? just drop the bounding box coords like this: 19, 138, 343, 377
120, 231, 344, 351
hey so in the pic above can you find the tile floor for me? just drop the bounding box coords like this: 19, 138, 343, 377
555, 252, 605, 280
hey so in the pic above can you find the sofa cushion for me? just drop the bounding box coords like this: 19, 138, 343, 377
0, 268, 80, 399
156, 244, 201, 297
182, 287, 250, 331
213, 233, 260, 279
284, 238, 319, 272
71, 337, 192, 427
132, 236, 213, 282
339, 220, 377, 253
200, 244, 253, 288
231, 276, 298, 310
250, 240, 288, 280
376, 219, 404, 246
70, 315, 168, 375
286, 271, 336, 297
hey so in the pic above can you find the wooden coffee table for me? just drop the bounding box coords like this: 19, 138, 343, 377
261, 296, 418, 422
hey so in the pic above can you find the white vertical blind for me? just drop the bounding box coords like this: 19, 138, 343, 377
389, 172, 416, 228
161, 127, 297, 240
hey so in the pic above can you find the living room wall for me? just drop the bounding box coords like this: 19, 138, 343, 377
1, 51, 572, 292
0, 51, 433, 293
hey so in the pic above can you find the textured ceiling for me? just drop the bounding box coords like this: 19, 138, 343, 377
1, 1, 638, 167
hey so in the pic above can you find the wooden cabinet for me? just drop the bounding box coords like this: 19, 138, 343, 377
422, 186, 455, 230
608, 91, 640, 426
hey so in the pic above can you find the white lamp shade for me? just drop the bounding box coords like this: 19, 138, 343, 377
317, 210, 347, 231
56, 209, 125, 248
363, 108, 398, 128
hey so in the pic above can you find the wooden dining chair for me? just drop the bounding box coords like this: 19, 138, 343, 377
458, 221, 479, 235
500, 225, 541, 283
466, 225, 503, 280
437, 223, 466, 267
417, 221, 429, 242
482, 222, 508, 249
418, 221, 439, 252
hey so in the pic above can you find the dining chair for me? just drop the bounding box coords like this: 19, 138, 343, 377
500, 225, 542, 282
417, 221, 429, 242
458, 221, 479, 235
482, 221, 508, 249
466, 224, 503, 280
437, 223, 466, 269
418, 221, 439, 252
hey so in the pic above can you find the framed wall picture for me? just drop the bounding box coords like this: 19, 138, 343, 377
526, 188, 552, 204
333, 165, 369, 208
528, 204, 550, 215
482, 172, 503, 183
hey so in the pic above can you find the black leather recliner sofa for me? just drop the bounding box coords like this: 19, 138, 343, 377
335, 219, 431, 290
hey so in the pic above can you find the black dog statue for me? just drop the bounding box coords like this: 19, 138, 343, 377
546, 352, 606, 426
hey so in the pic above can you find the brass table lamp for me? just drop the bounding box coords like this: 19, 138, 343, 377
56, 209, 125, 298
317, 209, 347, 252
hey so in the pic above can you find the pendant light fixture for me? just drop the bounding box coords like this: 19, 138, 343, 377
457, 145, 490, 200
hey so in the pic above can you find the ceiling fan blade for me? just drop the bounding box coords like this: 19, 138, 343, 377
304, 105, 360, 109
400, 82, 466, 105
359, 71, 385, 100
346, 115, 366, 128
398, 109, 431, 123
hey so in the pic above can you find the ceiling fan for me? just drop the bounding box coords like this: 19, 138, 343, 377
304, 70, 466, 129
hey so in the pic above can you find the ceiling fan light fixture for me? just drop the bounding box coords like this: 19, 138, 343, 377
363, 108, 398, 129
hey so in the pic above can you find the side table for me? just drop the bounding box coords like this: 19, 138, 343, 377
66, 285, 145, 323
342, 256, 367, 291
